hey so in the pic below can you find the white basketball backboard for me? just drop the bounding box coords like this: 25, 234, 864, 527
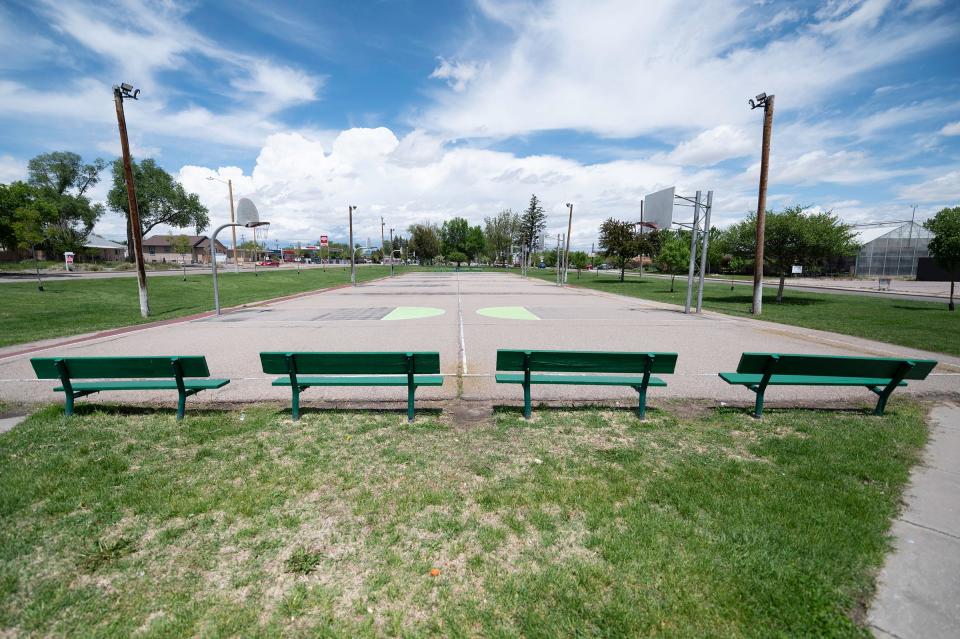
642, 187, 675, 229
235, 198, 267, 227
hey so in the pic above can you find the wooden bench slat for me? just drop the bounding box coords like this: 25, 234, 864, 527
495, 373, 668, 387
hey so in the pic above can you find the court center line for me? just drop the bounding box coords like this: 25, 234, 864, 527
457, 271, 467, 375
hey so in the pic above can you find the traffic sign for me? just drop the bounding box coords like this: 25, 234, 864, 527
320, 235, 329, 247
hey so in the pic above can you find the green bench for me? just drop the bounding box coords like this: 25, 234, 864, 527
260, 351, 443, 421
495, 349, 678, 418
31, 356, 230, 420
719, 353, 938, 418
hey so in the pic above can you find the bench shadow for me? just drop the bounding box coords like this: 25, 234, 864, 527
890, 305, 942, 312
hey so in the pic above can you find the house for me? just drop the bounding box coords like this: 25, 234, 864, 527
83, 234, 126, 261
141, 235, 229, 264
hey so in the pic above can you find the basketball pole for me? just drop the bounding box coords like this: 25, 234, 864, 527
563, 203, 573, 285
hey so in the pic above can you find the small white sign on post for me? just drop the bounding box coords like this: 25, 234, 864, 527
64, 251, 75, 271
791, 265, 803, 275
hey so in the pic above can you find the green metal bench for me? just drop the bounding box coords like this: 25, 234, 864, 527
260, 351, 443, 422
31, 356, 230, 420
495, 349, 678, 419
719, 353, 938, 418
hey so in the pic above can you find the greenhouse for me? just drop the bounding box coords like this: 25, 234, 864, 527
852, 222, 932, 278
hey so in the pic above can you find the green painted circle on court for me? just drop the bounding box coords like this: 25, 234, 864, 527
476, 306, 540, 320
382, 306, 445, 321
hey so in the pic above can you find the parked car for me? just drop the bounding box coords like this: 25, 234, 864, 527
257, 260, 280, 267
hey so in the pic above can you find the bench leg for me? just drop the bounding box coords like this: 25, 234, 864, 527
873, 387, 894, 416
635, 386, 648, 420
176, 391, 187, 421
523, 382, 532, 419
752, 388, 765, 419
407, 385, 416, 423
291, 385, 301, 421
64, 392, 74, 417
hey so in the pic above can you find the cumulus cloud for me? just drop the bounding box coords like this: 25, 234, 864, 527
898, 171, 960, 203
941, 121, 960, 136
0, 155, 26, 183
430, 57, 484, 93
666, 125, 754, 166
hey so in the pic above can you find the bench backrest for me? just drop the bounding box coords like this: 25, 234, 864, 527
32, 356, 211, 379
260, 352, 441, 375
735, 353, 937, 380
496, 350, 677, 374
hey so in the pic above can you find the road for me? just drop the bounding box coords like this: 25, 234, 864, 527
0, 262, 353, 283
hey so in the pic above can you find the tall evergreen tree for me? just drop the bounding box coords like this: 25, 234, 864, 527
516, 194, 547, 264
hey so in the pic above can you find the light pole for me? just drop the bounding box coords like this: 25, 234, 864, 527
206, 176, 239, 273
749, 92, 774, 315
389, 228, 395, 276
563, 202, 573, 284
113, 82, 150, 318
349, 205, 357, 286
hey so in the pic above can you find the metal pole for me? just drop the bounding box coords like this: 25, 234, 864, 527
349, 206, 356, 286
696, 191, 713, 312
228, 179, 239, 273
563, 203, 573, 284
908, 204, 917, 278
752, 94, 774, 315
684, 191, 702, 314
210, 222, 237, 316
114, 86, 150, 318
389, 228, 394, 277
638, 200, 644, 277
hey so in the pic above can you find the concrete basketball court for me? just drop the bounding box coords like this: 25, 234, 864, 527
0, 271, 957, 412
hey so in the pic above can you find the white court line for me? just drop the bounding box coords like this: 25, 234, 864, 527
457, 271, 467, 375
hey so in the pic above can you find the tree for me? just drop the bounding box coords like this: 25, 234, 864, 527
484, 209, 518, 266
725, 206, 858, 303
440, 217, 470, 256
408, 222, 441, 263
447, 250, 468, 268
168, 234, 193, 281
924, 206, 960, 311
107, 158, 209, 262
598, 218, 640, 281
0, 182, 35, 251
516, 195, 547, 265
655, 232, 690, 292
466, 225, 485, 264
569, 251, 589, 277
23, 151, 106, 256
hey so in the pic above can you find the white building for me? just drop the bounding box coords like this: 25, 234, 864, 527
853, 222, 932, 278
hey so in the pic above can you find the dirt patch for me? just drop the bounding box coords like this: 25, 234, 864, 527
444, 400, 494, 429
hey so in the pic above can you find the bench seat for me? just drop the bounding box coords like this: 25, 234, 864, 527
719, 373, 907, 388
55, 379, 229, 392
496, 373, 667, 387
271, 375, 443, 387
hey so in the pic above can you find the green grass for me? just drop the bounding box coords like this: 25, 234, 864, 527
0, 402, 928, 637
0, 266, 394, 347
534, 270, 960, 356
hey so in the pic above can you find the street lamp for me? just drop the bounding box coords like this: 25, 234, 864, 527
349, 205, 357, 286
113, 82, 150, 318
749, 92, 775, 315
210, 202, 269, 315
206, 176, 239, 273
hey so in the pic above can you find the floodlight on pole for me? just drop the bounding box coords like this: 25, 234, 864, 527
749, 92, 775, 316
113, 82, 149, 318
210, 207, 268, 316
349, 205, 357, 287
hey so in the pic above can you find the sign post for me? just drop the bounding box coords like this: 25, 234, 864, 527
64, 252, 75, 272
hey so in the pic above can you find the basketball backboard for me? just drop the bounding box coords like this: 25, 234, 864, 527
642, 187, 675, 230
236, 198, 268, 227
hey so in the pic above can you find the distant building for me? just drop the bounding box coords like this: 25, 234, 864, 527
853, 222, 932, 278
83, 234, 126, 261
141, 235, 228, 264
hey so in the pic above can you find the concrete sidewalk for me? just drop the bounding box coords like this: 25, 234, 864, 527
869, 402, 960, 638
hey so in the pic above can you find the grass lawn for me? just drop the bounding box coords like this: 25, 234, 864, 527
0, 403, 927, 637
533, 270, 960, 357
0, 266, 393, 348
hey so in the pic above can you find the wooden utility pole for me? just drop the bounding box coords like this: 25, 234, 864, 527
751, 93, 774, 316
114, 84, 149, 318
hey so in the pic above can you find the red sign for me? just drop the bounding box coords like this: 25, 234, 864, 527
65, 254, 74, 264
320, 235, 329, 247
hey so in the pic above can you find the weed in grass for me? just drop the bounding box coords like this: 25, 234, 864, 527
77, 537, 136, 573
285, 547, 324, 575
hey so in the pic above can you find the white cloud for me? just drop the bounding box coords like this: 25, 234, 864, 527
666, 125, 754, 166
898, 171, 960, 203
230, 61, 325, 111
419, 0, 955, 139
429, 57, 484, 92
0, 155, 26, 183
940, 121, 960, 136
771, 149, 906, 185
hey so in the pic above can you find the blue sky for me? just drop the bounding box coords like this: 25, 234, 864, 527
1, 0, 958, 248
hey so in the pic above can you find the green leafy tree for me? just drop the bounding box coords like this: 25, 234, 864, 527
167, 234, 193, 280
599, 218, 640, 281
0, 182, 35, 251
516, 195, 547, 265
107, 158, 209, 262
542, 248, 559, 268
726, 206, 858, 303
466, 225, 485, 264
924, 206, 960, 311
484, 209, 518, 266
447, 250, 468, 268
408, 222, 441, 263
569, 250, 589, 277
655, 231, 690, 292
440, 217, 470, 256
